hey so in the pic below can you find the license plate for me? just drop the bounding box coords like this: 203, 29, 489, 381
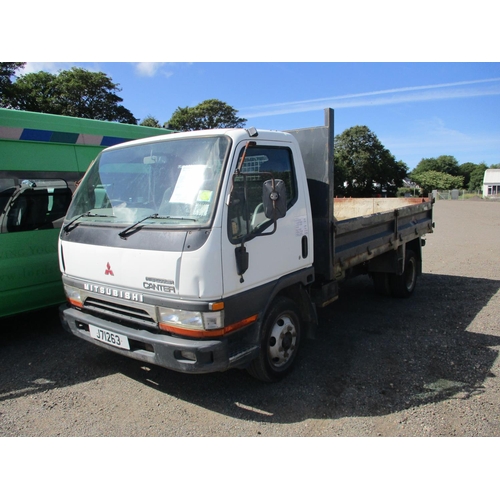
89, 325, 130, 350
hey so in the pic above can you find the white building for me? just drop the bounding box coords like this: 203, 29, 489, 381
483, 169, 500, 198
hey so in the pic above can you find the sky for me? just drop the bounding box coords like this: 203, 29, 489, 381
5, 2, 500, 173
17, 62, 500, 171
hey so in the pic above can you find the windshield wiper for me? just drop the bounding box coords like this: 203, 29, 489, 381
118, 213, 164, 239
158, 215, 198, 221
63, 212, 115, 233
118, 213, 198, 239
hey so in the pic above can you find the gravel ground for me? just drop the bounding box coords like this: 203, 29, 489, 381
1, 199, 500, 439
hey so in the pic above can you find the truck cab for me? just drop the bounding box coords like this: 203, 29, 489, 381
59, 128, 315, 381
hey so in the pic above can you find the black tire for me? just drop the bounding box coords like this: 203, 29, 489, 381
388, 249, 418, 298
247, 296, 301, 382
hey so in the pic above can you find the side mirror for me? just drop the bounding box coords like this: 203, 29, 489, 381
263, 179, 287, 220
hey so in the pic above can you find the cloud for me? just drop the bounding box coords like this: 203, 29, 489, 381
241, 78, 500, 118
16, 62, 105, 76
382, 119, 500, 168
133, 62, 170, 77
415, 117, 469, 141
17, 62, 70, 75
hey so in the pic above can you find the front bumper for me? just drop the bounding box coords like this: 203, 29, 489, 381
60, 305, 259, 374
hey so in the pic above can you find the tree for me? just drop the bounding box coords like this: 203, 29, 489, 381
0, 62, 25, 106
459, 162, 488, 191
4, 66, 137, 124
166, 99, 246, 131
413, 155, 460, 177
458, 162, 479, 189
411, 155, 463, 191
410, 170, 464, 195
469, 164, 488, 192
333, 125, 408, 197
140, 115, 162, 128
55, 68, 137, 123
5, 70, 58, 113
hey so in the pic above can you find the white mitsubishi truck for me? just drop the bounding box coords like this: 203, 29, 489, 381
58, 109, 434, 381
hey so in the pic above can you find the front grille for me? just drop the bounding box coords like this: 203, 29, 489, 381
84, 297, 157, 329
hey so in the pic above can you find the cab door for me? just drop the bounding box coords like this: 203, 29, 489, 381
221, 141, 312, 301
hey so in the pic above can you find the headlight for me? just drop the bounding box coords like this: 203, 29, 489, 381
158, 307, 224, 337
64, 285, 83, 308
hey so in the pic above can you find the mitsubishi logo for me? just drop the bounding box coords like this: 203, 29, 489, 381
105, 262, 114, 276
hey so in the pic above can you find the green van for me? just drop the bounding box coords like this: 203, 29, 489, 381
0, 108, 172, 318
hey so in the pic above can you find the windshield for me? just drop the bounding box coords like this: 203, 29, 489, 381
66, 135, 231, 227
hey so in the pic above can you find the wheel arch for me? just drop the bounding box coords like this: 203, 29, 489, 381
368, 237, 423, 276
406, 237, 423, 276
259, 268, 317, 341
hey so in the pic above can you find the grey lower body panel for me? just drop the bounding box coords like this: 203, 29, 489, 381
60, 305, 259, 374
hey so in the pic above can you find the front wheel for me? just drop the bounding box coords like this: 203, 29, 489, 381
247, 296, 301, 382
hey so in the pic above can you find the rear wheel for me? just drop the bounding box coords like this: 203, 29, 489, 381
388, 249, 418, 298
247, 296, 301, 382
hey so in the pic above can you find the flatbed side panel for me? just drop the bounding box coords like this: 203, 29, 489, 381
334, 200, 433, 273
334, 197, 431, 220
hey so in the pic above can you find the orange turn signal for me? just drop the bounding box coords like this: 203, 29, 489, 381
159, 314, 258, 338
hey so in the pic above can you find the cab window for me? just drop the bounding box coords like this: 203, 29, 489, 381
228, 146, 297, 242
